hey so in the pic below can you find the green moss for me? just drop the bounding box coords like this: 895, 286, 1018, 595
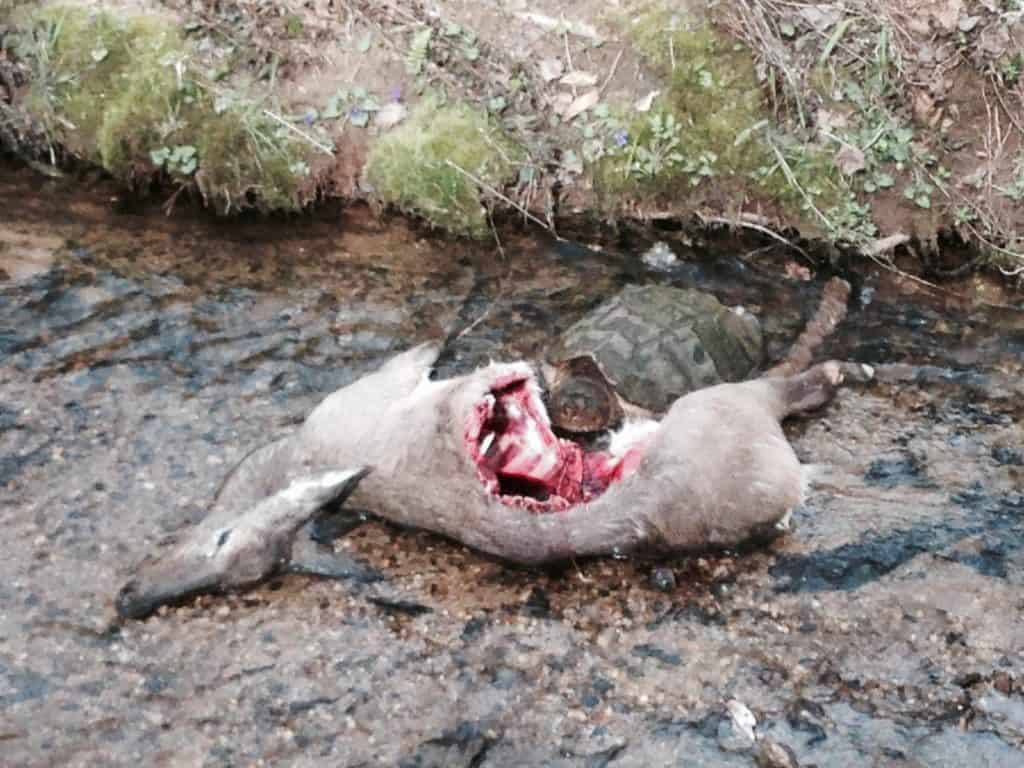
365, 101, 522, 238
285, 15, 304, 38
593, 3, 848, 231
195, 107, 306, 213
18, 4, 309, 212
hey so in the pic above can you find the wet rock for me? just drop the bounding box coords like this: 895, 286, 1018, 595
864, 452, 930, 488
0, 403, 19, 432
648, 567, 676, 592
770, 524, 937, 592
993, 672, 1015, 695
756, 738, 799, 768
0, 664, 50, 708
142, 673, 172, 695
726, 700, 757, 742
913, 728, 1021, 767
716, 719, 755, 753
522, 586, 551, 618
977, 688, 1024, 727
399, 721, 494, 768
461, 616, 488, 643
785, 699, 828, 747
631, 644, 682, 666
773, 485, 1024, 591
0, 439, 51, 486
4, 174, 1024, 767
491, 667, 522, 690
991, 446, 1023, 466
367, 596, 432, 616
286, 696, 339, 716
581, 743, 627, 767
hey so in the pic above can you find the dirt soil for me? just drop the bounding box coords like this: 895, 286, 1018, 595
2, 0, 1024, 274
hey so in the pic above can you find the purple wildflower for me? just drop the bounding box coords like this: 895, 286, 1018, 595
389, 85, 403, 103
613, 129, 629, 148
350, 106, 367, 120
303, 110, 317, 126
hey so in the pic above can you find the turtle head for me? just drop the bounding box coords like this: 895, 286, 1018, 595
541, 355, 624, 435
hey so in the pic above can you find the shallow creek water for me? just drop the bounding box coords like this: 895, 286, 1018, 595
1, 168, 1023, 766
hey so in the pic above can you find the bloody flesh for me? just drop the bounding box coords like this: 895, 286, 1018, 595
465, 375, 649, 512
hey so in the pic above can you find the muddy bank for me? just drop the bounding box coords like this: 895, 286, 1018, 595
2, 171, 1024, 765
3, 1, 1024, 275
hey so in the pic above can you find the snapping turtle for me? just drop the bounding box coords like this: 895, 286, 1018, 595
545, 284, 764, 433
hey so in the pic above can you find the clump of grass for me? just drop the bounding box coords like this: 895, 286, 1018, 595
592, 3, 847, 231
364, 100, 522, 237
16, 4, 312, 213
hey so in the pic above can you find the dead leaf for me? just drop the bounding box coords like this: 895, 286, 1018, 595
798, 5, 843, 31
905, 0, 964, 35
835, 145, 866, 176
374, 102, 407, 130
634, 90, 660, 112
560, 71, 598, 88
552, 91, 574, 117
816, 106, 850, 135
563, 89, 599, 121
912, 90, 937, 126
958, 15, 980, 33
979, 22, 1010, 58
539, 58, 563, 83
933, 0, 964, 32
516, 12, 602, 42
961, 167, 986, 189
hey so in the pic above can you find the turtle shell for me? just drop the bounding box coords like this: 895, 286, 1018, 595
549, 285, 764, 413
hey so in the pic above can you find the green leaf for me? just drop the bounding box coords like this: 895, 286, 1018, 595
894, 127, 913, 144
91, 46, 108, 63
407, 27, 433, 75
874, 172, 895, 188
357, 33, 373, 53
150, 147, 170, 166
323, 94, 345, 119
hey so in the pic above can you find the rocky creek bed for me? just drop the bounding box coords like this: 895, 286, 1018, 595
1, 168, 1023, 766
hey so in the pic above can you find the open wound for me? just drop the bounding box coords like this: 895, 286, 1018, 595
464, 373, 653, 512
